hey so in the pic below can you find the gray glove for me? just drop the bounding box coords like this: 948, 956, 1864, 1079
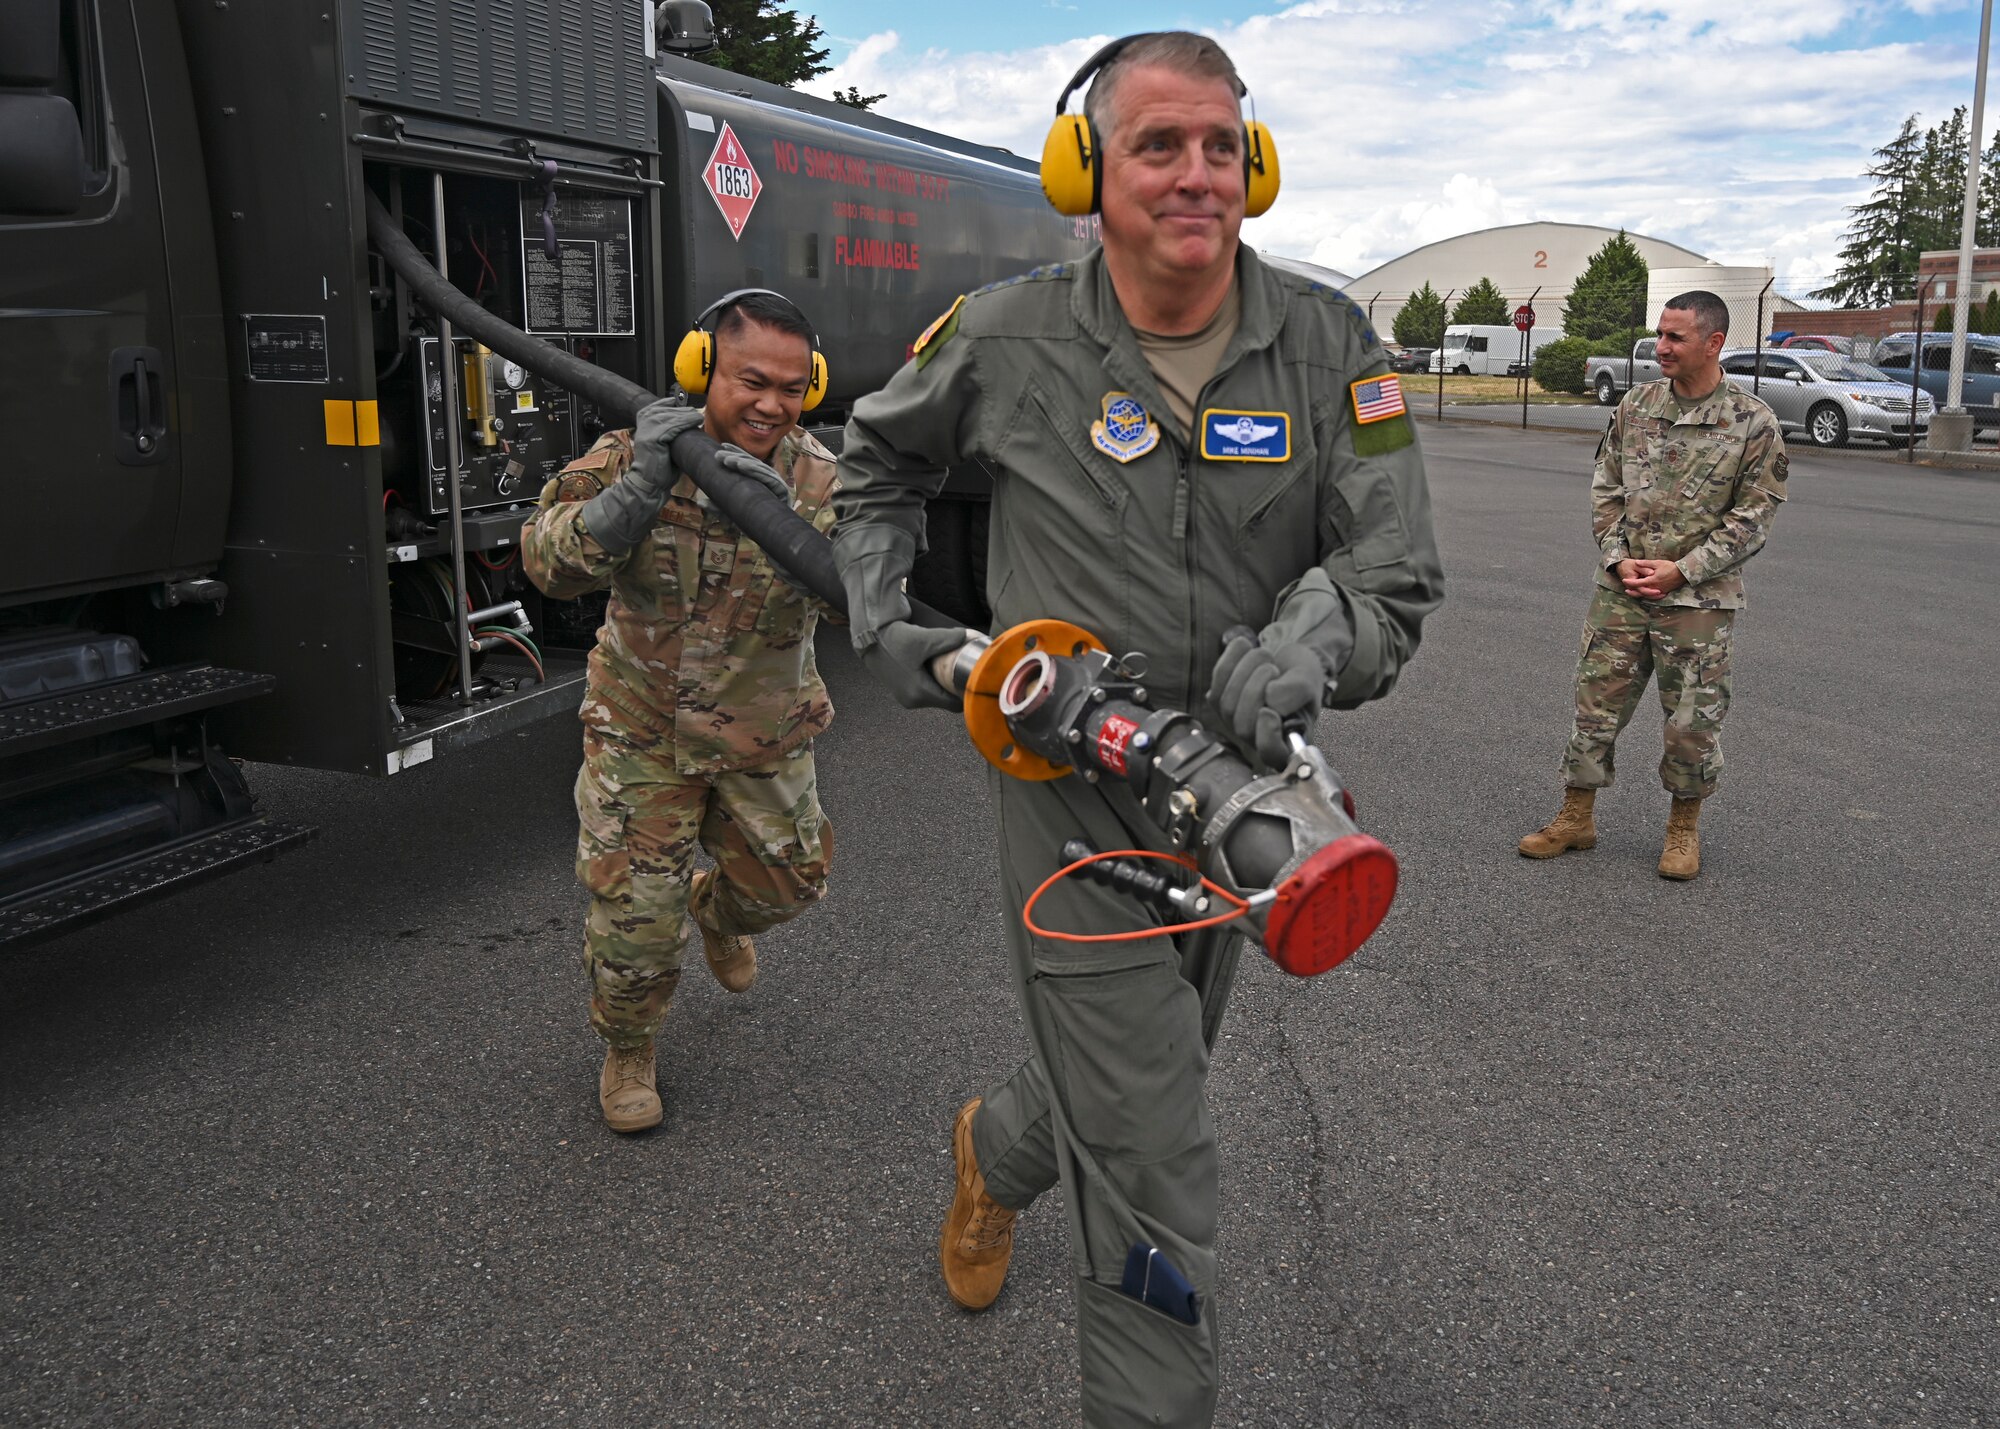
835, 528, 965, 710
863, 620, 967, 710
1209, 636, 1328, 770
711, 442, 792, 506
579, 399, 703, 554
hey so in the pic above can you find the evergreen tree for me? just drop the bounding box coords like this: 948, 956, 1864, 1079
1978, 125, 2000, 246
1911, 106, 1968, 254
1451, 277, 1510, 325
1393, 281, 1447, 349
1815, 116, 1928, 306
831, 84, 885, 110
1560, 231, 1649, 341
704, 1, 833, 89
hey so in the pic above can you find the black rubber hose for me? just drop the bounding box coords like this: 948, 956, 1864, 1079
365, 191, 955, 627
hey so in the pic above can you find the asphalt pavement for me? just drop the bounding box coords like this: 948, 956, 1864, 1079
3, 425, 1994, 1427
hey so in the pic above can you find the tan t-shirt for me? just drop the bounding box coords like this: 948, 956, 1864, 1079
1134, 281, 1242, 438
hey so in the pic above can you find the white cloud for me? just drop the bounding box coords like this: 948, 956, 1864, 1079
805, 4, 1970, 289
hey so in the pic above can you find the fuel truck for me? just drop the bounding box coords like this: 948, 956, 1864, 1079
0, 0, 1098, 944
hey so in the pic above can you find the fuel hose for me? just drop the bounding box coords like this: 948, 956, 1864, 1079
364, 191, 953, 627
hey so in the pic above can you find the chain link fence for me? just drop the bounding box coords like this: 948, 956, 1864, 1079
1351, 268, 1994, 447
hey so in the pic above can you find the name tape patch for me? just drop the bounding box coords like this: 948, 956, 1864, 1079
1201, 409, 1290, 462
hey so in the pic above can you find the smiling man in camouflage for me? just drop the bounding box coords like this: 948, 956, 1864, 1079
1520, 290, 1788, 879
522, 292, 838, 1132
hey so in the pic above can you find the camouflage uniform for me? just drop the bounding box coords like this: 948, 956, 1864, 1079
521, 428, 839, 1048
1562, 378, 1788, 798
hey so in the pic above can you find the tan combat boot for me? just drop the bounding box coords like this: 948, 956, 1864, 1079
940, 1098, 1017, 1311
1518, 787, 1598, 858
599, 1041, 662, 1133
1658, 797, 1702, 880
690, 868, 757, 993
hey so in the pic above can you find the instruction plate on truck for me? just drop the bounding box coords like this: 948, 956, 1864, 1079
519, 191, 636, 337
244, 315, 329, 383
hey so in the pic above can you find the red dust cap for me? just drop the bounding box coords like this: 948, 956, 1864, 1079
1261, 834, 1399, 977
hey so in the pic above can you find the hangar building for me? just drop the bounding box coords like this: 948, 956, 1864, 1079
1345, 221, 1713, 339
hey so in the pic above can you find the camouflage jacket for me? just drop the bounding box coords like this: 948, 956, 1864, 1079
521, 427, 839, 774
1592, 378, 1789, 609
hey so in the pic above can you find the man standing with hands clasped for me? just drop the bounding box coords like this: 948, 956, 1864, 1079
1520, 290, 1788, 879
833, 31, 1440, 1425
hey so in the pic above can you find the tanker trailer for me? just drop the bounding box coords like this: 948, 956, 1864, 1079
0, 0, 1086, 946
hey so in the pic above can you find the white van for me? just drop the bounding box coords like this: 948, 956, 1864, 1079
1429, 323, 1565, 376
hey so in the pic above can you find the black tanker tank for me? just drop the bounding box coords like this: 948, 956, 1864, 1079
655, 55, 1097, 407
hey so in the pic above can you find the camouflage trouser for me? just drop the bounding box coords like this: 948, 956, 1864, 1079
1560, 586, 1734, 799
574, 727, 832, 1048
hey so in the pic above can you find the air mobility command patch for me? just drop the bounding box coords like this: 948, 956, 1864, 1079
913, 294, 966, 370
1348, 373, 1414, 457
1091, 392, 1160, 463
1201, 409, 1290, 462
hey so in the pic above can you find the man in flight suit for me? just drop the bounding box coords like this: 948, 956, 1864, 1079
831, 33, 1443, 1425
522, 293, 839, 1133
1518, 290, 1787, 878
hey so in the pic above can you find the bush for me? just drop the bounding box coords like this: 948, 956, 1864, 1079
1533, 336, 1591, 395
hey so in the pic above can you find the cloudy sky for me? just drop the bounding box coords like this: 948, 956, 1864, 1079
796, 0, 1985, 294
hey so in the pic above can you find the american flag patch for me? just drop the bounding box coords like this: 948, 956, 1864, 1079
1350, 374, 1407, 424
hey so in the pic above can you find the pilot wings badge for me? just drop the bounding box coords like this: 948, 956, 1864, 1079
1200, 408, 1291, 462
1090, 392, 1161, 463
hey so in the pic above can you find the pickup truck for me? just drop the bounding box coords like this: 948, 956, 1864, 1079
1584, 339, 1661, 404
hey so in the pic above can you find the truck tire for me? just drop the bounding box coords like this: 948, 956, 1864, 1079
1806, 403, 1848, 448
1595, 371, 1618, 405
908, 496, 991, 629
1453, 363, 1471, 376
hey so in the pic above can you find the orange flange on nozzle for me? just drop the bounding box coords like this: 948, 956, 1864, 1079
960, 618, 1105, 781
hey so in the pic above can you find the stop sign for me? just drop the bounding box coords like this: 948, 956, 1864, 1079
1513, 304, 1536, 331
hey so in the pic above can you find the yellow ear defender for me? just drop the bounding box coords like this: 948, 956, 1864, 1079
1038, 33, 1281, 220
673, 287, 829, 412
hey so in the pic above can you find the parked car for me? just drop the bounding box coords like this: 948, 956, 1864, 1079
1720, 349, 1934, 447
1870, 332, 2000, 431
1428, 323, 1566, 375
1390, 347, 1434, 374
1584, 338, 1661, 404
1769, 333, 1856, 356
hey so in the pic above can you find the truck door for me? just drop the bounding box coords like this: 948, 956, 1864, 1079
0, 0, 185, 601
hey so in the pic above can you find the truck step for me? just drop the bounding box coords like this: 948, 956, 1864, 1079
0, 664, 275, 758
0, 817, 315, 948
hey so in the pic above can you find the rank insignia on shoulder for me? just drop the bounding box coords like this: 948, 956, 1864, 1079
1201, 409, 1290, 462
913, 294, 966, 369
1091, 392, 1160, 463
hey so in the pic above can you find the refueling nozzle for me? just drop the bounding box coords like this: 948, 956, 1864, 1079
942, 619, 1398, 976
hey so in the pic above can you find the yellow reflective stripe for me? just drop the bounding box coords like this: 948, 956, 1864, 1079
323, 400, 382, 447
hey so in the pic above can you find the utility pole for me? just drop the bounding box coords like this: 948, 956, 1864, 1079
1935, 0, 1995, 451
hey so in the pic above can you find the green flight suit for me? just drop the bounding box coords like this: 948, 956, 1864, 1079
836, 246, 1443, 1427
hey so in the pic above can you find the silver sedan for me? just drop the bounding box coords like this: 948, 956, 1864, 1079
1721, 349, 1934, 447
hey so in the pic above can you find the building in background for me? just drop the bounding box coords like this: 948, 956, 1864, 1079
1771, 250, 2000, 353
1347, 221, 1712, 338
